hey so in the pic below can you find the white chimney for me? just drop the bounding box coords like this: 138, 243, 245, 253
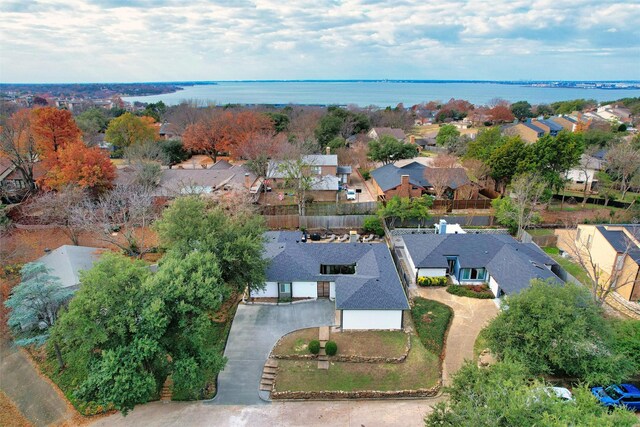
326, 146, 331, 155
349, 230, 358, 243
436, 219, 447, 234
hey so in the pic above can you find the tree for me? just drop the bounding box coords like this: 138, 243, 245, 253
510, 101, 533, 121
560, 225, 640, 308
31, 107, 82, 163
487, 136, 530, 193
492, 173, 544, 237
51, 253, 162, 414
264, 112, 290, 132
315, 107, 370, 146
377, 195, 432, 227
33, 186, 91, 245
367, 135, 417, 165
610, 319, 640, 375
105, 112, 158, 155
606, 140, 640, 200
595, 171, 617, 206
158, 139, 189, 167
426, 168, 453, 200
431, 154, 458, 168
75, 108, 110, 145
42, 142, 116, 192
485, 280, 633, 384
154, 196, 267, 293
327, 136, 346, 153
435, 124, 460, 149
140, 101, 167, 122
426, 360, 637, 427
5, 262, 73, 366
84, 184, 159, 257
487, 105, 514, 123
0, 109, 39, 193
277, 157, 317, 216
530, 131, 584, 194
240, 132, 287, 181
465, 127, 502, 161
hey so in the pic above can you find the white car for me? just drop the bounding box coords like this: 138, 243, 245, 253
346, 189, 357, 200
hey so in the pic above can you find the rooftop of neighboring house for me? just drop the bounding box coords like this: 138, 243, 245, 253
36, 245, 106, 289
522, 121, 545, 134
263, 231, 409, 310
401, 233, 561, 295
534, 119, 564, 132
596, 225, 640, 265
371, 161, 470, 192
302, 154, 338, 166
115, 161, 256, 196
370, 127, 407, 140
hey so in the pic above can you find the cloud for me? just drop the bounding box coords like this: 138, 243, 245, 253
0, 0, 638, 82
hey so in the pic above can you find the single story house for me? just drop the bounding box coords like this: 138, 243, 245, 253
565, 151, 606, 192
367, 127, 407, 141
370, 161, 478, 200
251, 231, 410, 330
36, 245, 105, 290
400, 230, 561, 297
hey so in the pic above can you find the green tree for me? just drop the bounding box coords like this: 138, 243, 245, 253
362, 216, 385, 236
327, 136, 346, 153
530, 131, 584, 193
158, 139, 189, 167
426, 361, 637, 427
105, 112, 157, 155
377, 195, 432, 227
510, 101, 533, 120
595, 171, 617, 206
465, 127, 502, 161
487, 136, 530, 192
140, 101, 167, 122
314, 114, 343, 147
582, 129, 620, 148
610, 319, 640, 375
315, 107, 370, 147
5, 262, 73, 368
154, 196, 267, 293
551, 98, 597, 115
76, 108, 110, 144
485, 280, 633, 384
435, 124, 460, 149
367, 135, 417, 165
264, 112, 290, 133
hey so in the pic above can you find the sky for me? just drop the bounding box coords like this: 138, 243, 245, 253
1, 0, 639, 83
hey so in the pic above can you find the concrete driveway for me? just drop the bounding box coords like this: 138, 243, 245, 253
211, 300, 335, 405
412, 287, 498, 386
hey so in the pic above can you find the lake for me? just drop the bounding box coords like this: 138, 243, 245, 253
122, 81, 640, 107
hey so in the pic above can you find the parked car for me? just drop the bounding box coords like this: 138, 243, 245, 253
531, 386, 574, 403
346, 188, 357, 200
591, 384, 640, 410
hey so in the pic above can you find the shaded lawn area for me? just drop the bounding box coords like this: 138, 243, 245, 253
543, 247, 592, 286
275, 335, 439, 392
272, 328, 408, 359
411, 298, 453, 356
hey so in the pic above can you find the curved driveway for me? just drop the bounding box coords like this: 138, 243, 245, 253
211, 300, 335, 405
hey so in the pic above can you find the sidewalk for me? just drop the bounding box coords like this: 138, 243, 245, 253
0, 337, 75, 427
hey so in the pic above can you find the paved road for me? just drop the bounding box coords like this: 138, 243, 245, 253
0, 337, 75, 426
211, 300, 335, 405
412, 287, 498, 386
92, 398, 443, 427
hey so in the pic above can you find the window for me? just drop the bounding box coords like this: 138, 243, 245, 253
576, 228, 582, 243
615, 254, 624, 271
279, 282, 291, 294
586, 235, 593, 249
320, 264, 356, 275
310, 166, 322, 175
460, 268, 486, 281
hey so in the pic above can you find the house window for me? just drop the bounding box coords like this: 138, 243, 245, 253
576, 228, 582, 243
310, 166, 322, 175
320, 264, 356, 275
460, 268, 486, 281
586, 235, 593, 249
615, 254, 624, 271
279, 282, 291, 294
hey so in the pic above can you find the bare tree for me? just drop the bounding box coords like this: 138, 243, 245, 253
494, 173, 545, 239
606, 140, 640, 200
164, 100, 205, 136
559, 224, 640, 307
33, 186, 91, 245
425, 168, 451, 200
83, 184, 159, 257
431, 153, 459, 168
0, 110, 39, 195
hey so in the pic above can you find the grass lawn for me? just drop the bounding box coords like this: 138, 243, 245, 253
411, 297, 453, 356
543, 247, 592, 286
547, 202, 622, 212
275, 335, 439, 392
271, 328, 318, 357
473, 328, 489, 360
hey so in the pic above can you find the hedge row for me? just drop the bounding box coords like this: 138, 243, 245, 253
417, 276, 448, 287
446, 284, 495, 299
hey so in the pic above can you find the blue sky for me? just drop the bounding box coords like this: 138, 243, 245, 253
1, 0, 639, 83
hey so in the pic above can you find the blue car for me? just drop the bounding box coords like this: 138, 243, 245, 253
591, 384, 640, 411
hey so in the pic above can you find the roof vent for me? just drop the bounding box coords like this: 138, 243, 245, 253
44, 248, 51, 253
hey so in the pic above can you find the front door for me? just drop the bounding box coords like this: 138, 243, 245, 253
317, 281, 330, 298
278, 282, 291, 299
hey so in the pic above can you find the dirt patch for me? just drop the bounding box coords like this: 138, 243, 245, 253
272, 328, 319, 357
330, 330, 409, 359
0, 391, 32, 427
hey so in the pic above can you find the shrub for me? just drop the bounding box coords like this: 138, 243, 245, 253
360, 169, 371, 181
308, 340, 320, 355
325, 340, 337, 356
417, 276, 448, 287
446, 284, 494, 299
363, 216, 385, 236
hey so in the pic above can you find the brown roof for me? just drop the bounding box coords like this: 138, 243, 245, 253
372, 127, 406, 140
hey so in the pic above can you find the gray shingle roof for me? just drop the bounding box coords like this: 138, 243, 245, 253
337, 165, 352, 175
597, 225, 640, 264
372, 127, 406, 140
36, 245, 105, 289
264, 232, 409, 310
402, 234, 561, 295
371, 162, 471, 192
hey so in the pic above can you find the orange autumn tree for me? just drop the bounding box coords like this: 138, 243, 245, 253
183, 110, 274, 163
0, 109, 40, 191
45, 143, 116, 193
31, 107, 82, 164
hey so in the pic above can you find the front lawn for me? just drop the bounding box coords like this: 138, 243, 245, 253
411, 297, 453, 356
271, 328, 319, 357
274, 335, 439, 392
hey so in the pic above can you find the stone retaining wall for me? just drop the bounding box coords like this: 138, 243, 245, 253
271, 382, 441, 400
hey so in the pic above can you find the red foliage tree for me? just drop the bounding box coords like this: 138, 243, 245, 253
488, 105, 515, 123
183, 110, 274, 162
43, 142, 115, 192
31, 107, 82, 158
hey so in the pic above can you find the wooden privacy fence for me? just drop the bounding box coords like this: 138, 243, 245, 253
260, 201, 378, 216
432, 199, 492, 211
265, 215, 370, 230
